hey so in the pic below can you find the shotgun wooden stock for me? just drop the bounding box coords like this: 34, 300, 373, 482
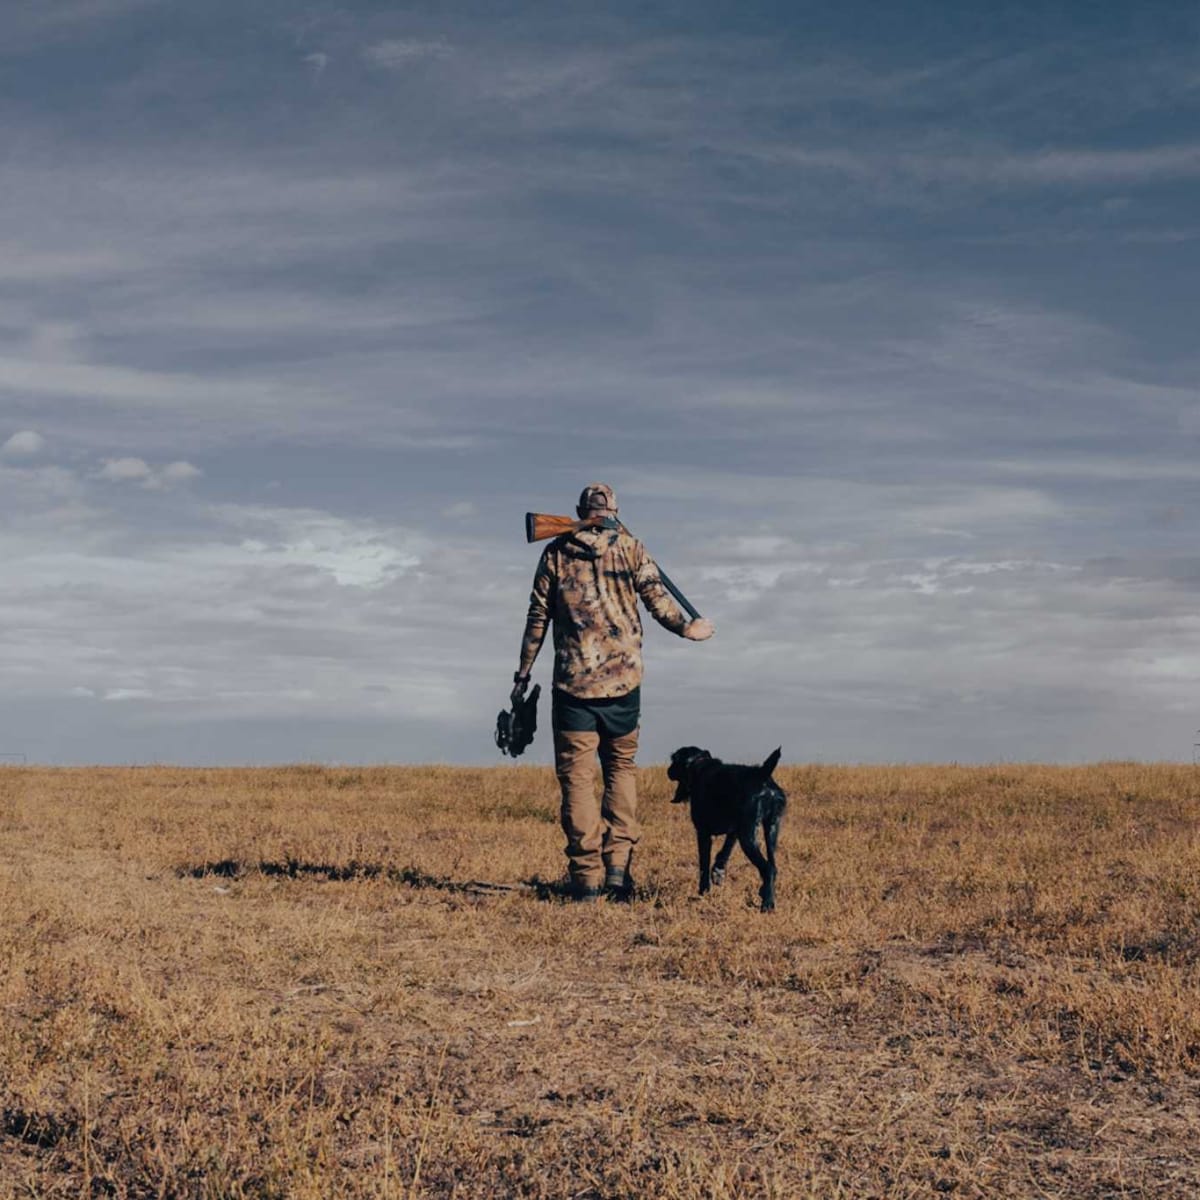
522, 513, 702, 620
525, 512, 616, 542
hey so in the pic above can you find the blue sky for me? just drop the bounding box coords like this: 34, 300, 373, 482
2, 0, 1198, 764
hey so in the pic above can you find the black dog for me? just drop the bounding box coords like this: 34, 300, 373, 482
668, 746, 786, 911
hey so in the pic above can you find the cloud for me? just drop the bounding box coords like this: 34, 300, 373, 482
102, 688, 153, 702
0, 462, 94, 531
0, 245, 134, 282
151, 461, 204, 489
0, 353, 285, 409
924, 143, 1200, 187
736, 141, 1200, 193
1, 8, 1197, 762
97, 457, 203, 489
1, 430, 46, 458
207, 504, 422, 588
0, 482, 483, 754
97, 457, 152, 482
363, 39, 452, 69
5, 0, 157, 46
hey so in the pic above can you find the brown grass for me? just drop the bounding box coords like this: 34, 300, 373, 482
2, 761, 1200, 1198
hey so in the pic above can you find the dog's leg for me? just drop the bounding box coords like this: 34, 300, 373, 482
762, 814, 781, 911
696, 830, 713, 894
736, 823, 775, 912
711, 834, 736, 885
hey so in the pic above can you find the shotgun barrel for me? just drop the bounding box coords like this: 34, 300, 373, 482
649, 564, 701, 621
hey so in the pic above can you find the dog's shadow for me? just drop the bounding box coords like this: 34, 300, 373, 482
177, 859, 657, 904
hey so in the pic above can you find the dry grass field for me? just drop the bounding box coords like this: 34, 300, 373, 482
3, 761, 1200, 1198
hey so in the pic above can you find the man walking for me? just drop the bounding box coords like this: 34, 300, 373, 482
512, 483, 713, 900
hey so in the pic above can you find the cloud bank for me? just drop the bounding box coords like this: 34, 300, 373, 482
0, 2, 1197, 763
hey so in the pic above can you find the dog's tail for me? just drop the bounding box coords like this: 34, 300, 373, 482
761, 747, 782, 777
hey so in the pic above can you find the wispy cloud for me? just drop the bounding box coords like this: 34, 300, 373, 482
0, 4, 1197, 761
0, 353, 287, 408
732, 140, 1200, 191
2, 0, 157, 48
0, 462, 508, 762
362, 39, 452, 68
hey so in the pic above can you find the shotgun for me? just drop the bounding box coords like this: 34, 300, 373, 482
525, 512, 618, 542
524, 511, 702, 621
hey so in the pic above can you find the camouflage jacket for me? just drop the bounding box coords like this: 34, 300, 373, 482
519, 526, 690, 698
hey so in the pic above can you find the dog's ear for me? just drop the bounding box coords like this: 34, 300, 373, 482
669, 748, 709, 803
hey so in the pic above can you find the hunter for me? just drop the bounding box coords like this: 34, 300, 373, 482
512, 482, 713, 901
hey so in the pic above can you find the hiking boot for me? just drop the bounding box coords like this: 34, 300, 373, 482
603, 865, 633, 901
570, 882, 604, 903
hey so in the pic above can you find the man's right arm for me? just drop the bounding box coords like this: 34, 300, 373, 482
633, 542, 713, 640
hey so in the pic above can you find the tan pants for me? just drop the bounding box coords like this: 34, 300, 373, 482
554, 726, 641, 887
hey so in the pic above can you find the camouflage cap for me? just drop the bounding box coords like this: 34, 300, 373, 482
578, 482, 618, 514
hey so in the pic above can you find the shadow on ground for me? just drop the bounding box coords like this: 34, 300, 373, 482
176, 859, 655, 903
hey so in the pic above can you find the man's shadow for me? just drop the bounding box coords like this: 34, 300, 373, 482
177, 859, 636, 902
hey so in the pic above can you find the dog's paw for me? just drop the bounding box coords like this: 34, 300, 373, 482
711, 867, 725, 886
